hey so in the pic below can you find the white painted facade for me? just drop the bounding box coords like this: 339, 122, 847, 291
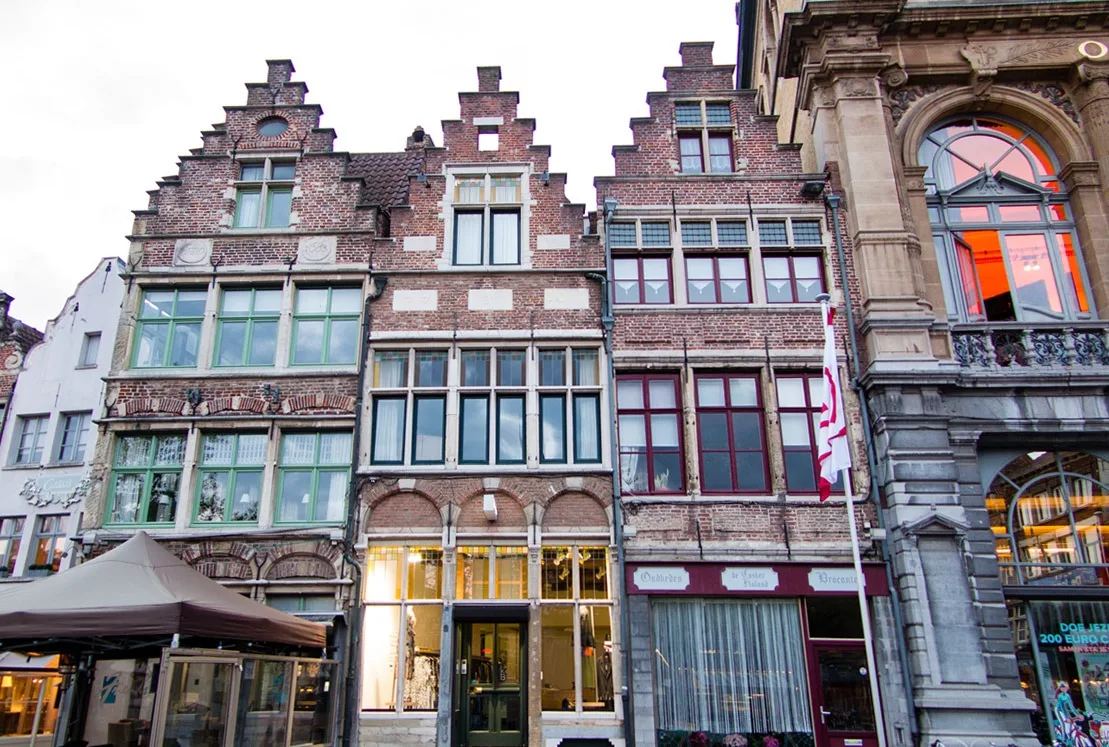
0, 258, 124, 579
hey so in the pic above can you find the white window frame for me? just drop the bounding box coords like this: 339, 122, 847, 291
78, 331, 101, 368
443, 168, 530, 269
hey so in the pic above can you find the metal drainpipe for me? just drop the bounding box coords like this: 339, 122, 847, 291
826, 193, 919, 743
586, 195, 634, 747
340, 276, 386, 747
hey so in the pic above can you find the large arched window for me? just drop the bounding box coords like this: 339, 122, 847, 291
987, 451, 1109, 585
920, 116, 1094, 322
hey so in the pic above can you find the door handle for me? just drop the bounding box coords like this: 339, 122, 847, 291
819, 706, 831, 725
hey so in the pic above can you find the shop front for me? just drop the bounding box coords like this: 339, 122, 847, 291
986, 450, 1109, 746
0, 654, 60, 747
627, 562, 889, 747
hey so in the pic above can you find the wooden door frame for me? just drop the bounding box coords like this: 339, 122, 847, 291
805, 639, 879, 747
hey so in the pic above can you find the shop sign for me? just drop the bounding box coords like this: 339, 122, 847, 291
721, 566, 780, 592
808, 567, 861, 592
632, 566, 690, 591
1037, 622, 1109, 649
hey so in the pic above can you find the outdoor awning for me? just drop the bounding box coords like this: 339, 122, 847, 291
0, 531, 325, 649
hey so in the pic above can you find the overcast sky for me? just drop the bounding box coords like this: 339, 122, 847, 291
1, 0, 739, 331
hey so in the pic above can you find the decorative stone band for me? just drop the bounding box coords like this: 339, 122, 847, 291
114, 392, 355, 417
951, 323, 1109, 368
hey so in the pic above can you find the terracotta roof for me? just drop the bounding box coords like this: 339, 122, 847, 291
347, 151, 423, 208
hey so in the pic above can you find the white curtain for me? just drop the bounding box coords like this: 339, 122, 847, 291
455, 213, 483, 264
574, 395, 600, 461
373, 399, 405, 462
652, 599, 812, 736
492, 212, 519, 264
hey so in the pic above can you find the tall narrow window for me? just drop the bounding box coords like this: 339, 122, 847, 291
234, 159, 295, 229
196, 433, 266, 523
132, 289, 205, 368
920, 115, 1092, 321
451, 173, 522, 266
78, 332, 101, 368
412, 351, 447, 464
216, 288, 281, 366
777, 375, 842, 494
107, 434, 186, 525
277, 432, 351, 523
497, 351, 526, 464
616, 376, 683, 494
696, 374, 767, 493
13, 416, 48, 465
56, 412, 91, 462
27, 515, 67, 577
0, 518, 24, 578
291, 287, 360, 365
372, 351, 408, 464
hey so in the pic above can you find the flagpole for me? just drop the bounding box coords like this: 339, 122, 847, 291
842, 467, 888, 747
817, 292, 887, 747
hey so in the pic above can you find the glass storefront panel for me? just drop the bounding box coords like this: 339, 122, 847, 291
0, 672, 61, 738
541, 605, 574, 711
362, 605, 401, 710
161, 660, 234, 747
235, 659, 292, 747
290, 662, 332, 747
403, 605, 443, 711
580, 606, 615, 711
652, 598, 813, 746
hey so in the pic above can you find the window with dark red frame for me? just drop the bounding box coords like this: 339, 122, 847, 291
695, 374, 768, 493
776, 374, 843, 494
616, 376, 684, 494
686, 256, 750, 304
614, 256, 672, 304
761, 219, 826, 303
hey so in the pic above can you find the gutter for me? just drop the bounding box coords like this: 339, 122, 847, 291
586, 195, 634, 747
339, 276, 387, 747
827, 193, 919, 744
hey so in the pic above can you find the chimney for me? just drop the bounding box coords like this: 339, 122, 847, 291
679, 42, 715, 66
266, 59, 295, 86
406, 125, 435, 150
0, 291, 10, 329
477, 66, 502, 92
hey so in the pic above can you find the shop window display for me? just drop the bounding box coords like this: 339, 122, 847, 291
0, 671, 62, 739
652, 598, 813, 747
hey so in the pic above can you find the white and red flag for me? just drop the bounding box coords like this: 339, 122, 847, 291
816, 302, 851, 502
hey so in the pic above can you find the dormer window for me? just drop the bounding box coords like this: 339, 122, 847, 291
234, 158, 295, 229
675, 101, 734, 174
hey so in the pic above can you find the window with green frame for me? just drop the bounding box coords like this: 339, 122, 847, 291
107, 434, 186, 525
132, 289, 206, 368
195, 433, 266, 523
291, 287, 361, 365
215, 288, 282, 366
233, 159, 295, 229
277, 432, 351, 524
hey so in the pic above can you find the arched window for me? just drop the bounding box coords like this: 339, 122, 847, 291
920, 116, 1094, 322
987, 451, 1109, 585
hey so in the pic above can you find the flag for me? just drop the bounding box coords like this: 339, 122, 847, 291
817, 302, 851, 502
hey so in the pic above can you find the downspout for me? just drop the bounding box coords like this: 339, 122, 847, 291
340, 275, 387, 747
586, 195, 633, 747
826, 193, 919, 744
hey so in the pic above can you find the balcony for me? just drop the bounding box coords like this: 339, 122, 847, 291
951, 322, 1109, 369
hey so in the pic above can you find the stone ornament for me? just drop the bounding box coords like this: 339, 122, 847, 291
20, 475, 90, 508
173, 238, 213, 266
2, 349, 22, 371
297, 235, 337, 265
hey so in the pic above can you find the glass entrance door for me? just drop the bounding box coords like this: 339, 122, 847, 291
455, 622, 525, 746
812, 645, 879, 747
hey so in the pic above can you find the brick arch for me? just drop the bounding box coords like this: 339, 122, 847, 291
113, 397, 189, 417
542, 491, 609, 531
199, 396, 269, 416
365, 490, 443, 533
180, 542, 258, 581
280, 393, 355, 414
457, 490, 527, 530
264, 552, 339, 581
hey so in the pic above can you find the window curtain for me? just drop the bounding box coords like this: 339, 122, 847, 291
652, 599, 812, 736
575, 395, 600, 461
492, 212, 519, 264
455, 213, 483, 264
373, 400, 405, 462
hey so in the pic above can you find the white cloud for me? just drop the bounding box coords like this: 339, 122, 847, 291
0, 0, 739, 329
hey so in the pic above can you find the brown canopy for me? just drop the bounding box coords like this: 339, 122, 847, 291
0, 531, 325, 649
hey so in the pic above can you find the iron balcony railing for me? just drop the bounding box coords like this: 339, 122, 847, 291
951, 321, 1109, 368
